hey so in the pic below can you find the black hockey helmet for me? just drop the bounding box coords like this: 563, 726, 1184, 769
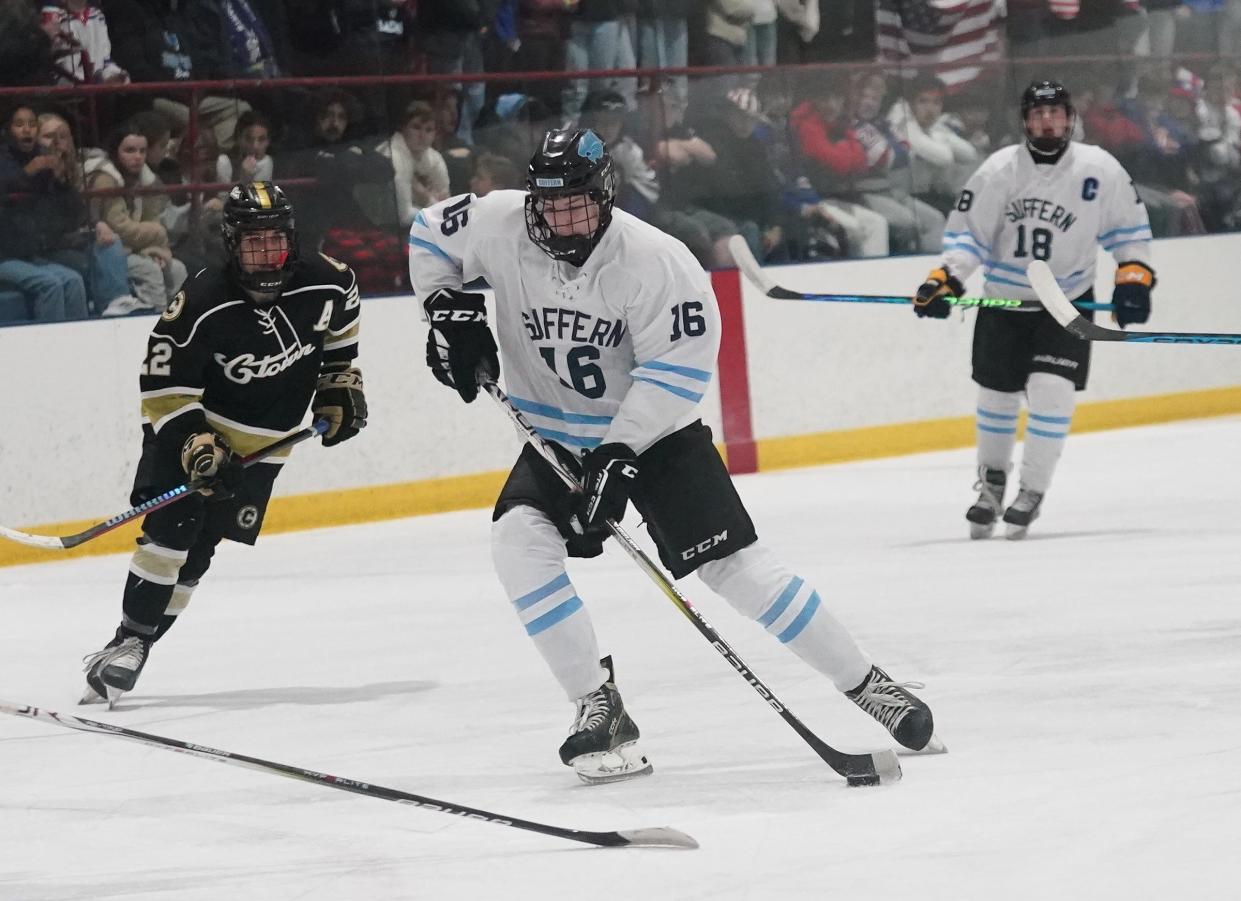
222, 181, 298, 295
524, 127, 617, 267
1020, 80, 1074, 156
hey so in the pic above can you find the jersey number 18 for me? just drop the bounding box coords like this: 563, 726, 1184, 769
1013, 224, 1052, 261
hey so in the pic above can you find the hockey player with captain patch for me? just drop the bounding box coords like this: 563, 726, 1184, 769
410, 127, 941, 785
81, 182, 368, 707
914, 80, 1155, 540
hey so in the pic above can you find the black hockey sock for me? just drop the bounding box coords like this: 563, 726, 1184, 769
120, 571, 175, 639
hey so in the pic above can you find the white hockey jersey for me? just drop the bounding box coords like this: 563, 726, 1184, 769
408, 190, 720, 456
940, 142, 1153, 304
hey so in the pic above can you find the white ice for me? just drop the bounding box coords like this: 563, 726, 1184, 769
2, 417, 1239, 901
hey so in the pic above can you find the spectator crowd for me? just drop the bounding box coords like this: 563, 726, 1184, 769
3, 1, 1241, 323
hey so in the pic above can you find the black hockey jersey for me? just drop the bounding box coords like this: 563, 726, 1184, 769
139, 253, 361, 461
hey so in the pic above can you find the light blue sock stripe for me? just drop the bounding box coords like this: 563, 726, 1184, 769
1029, 412, 1072, 425
977, 407, 1019, 421
514, 572, 572, 611
525, 597, 583, 636
758, 576, 802, 628
1027, 426, 1068, 439
776, 591, 821, 644
978, 424, 1017, 435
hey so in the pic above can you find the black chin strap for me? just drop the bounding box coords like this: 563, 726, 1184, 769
1027, 141, 1068, 166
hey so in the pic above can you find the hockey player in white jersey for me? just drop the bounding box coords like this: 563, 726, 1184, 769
409, 127, 938, 784
913, 81, 1154, 539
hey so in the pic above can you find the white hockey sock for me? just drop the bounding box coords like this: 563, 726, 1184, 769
976, 386, 1021, 472
697, 544, 870, 692
492, 506, 607, 701
1020, 371, 1075, 494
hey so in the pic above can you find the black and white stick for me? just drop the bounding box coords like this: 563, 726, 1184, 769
729, 235, 1114, 311
0, 701, 698, 850
1027, 259, 1241, 344
485, 381, 901, 787
0, 420, 329, 551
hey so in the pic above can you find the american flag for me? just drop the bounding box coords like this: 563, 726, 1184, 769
876, 0, 1002, 91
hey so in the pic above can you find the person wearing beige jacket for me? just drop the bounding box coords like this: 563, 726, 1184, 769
706, 0, 755, 65
85, 123, 187, 310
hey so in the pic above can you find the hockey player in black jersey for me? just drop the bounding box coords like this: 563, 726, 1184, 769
81, 182, 368, 707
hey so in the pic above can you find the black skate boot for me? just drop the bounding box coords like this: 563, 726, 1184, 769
81, 630, 150, 708
558, 656, 653, 785
846, 665, 944, 753
966, 466, 1007, 539
1003, 487, 1044, 540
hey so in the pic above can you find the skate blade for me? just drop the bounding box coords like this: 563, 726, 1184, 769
79, 684, 108, 705
969, 521, 995, 540
571, 741, 654, 785
1004, 523, 1030, 540
898, 733, 948, 756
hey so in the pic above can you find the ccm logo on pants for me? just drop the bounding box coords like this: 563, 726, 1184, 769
682, 531, 729, 561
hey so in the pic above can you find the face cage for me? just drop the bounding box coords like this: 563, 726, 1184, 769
1023, 104, 1074, 156
225, 223, 298, 294
524, 164, 617, 267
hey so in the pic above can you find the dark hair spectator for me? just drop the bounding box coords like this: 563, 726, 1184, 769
284, 88, 405, 293
85, 119, 188, 309
582, 90, 659, 218
0, 103, 90, 321
218, 109, 274, 185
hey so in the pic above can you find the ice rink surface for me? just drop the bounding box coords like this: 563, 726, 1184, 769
2, 417, 1239, 901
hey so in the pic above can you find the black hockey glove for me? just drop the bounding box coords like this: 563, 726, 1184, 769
1112, 261, 1154, 329
313, 363, 368, 447
423, 288, 499, 403
577, 443, 638, 536
913, 267, 963, 319
180, 432, 244, 498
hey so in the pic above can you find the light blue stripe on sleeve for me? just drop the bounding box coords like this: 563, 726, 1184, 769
1098, 223, 1152, 242
525, 597, 583, 636
944, 242, 985, 261
978, 424, 1017, 435
409, 235, 454, 262
758, 577, 802, 628
632, 375, 703, 402
514, 572, 572, 611
777, 592, 821, 644
639, 360, 713, 382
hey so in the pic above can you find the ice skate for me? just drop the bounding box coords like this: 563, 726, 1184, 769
965, 466, 1007, 539
1003, 488, 1044, 540
558, 656, 652, 785
846, 665, 944, 753
81, 633, 150, 708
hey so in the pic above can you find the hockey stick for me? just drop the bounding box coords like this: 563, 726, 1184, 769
728, 235, 1114, 311
0, 701, 698, 849
1027, 259, 1241, 344
485, 381, 901, 787
0, 420, 330, 551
